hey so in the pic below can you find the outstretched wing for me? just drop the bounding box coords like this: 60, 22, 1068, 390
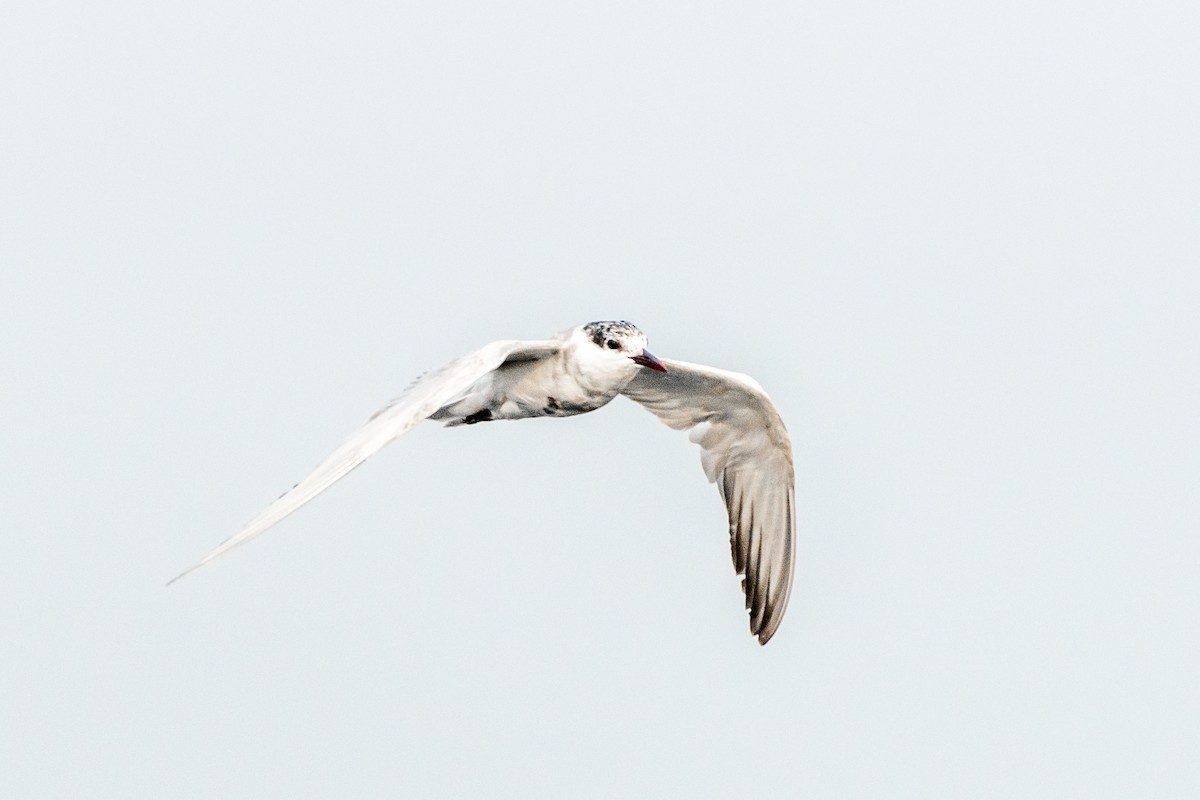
620, 359, 795, 644
168, 338, 561, 584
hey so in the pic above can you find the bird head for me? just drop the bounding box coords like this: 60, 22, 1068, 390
581, 320, 667, 372
578, 321, 667, 374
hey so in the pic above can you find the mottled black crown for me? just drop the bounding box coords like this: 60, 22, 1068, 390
582, 320, 642, 348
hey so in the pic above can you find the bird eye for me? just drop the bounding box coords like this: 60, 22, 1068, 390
606, 339, 620, 350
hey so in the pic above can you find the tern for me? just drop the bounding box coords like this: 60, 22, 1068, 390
171, 321, 795, 644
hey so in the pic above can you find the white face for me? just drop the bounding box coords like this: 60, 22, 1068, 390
582, 320, 648, 358
598, 329, 648, 356
578, 320, 666, 374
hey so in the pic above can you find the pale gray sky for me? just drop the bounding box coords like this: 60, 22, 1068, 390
2, 1, 1198, 797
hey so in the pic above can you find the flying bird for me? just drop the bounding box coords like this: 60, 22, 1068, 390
171, 321, 795, 644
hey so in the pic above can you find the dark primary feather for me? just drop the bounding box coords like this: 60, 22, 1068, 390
620, 359, 795, 644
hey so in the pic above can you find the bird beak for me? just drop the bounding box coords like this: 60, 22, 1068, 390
630, 349, 667, 372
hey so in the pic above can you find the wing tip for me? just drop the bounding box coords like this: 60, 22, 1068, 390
165, 559, 205, 587
754, 616, 782, 645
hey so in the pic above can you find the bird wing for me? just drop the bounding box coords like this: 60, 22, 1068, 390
619, 359, 795, 644
168, 338, 562, 584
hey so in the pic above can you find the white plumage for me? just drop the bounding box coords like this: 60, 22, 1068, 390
171, 321, 796, 644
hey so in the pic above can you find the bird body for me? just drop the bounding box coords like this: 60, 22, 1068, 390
172, 321, 796, 644
431, 323, 643, 424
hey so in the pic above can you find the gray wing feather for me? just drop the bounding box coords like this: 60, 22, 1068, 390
620, 359, 795, 644
168, 338, 560, 584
